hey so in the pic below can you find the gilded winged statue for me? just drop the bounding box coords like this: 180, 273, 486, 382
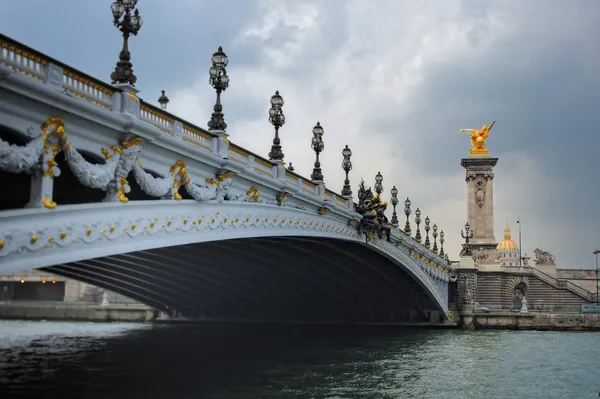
459, 121, 496, 156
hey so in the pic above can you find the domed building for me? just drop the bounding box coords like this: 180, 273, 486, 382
497, 222, 520, 267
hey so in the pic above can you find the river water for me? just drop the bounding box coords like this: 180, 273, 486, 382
0, 320, 599, 398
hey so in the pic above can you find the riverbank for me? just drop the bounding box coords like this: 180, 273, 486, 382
3, 302, 600, 331
470, 311, 600, 331
0, 302, 158, 322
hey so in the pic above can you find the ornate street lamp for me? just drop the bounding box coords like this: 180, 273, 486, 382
439, 230, 445, 257
424, 216, 431, 248
110, 0, 143, 86
287, 162, 295, 172
432, 223, 439, 253
415, 207, 422, 242
404, 198, 412, 234
390, 186, 399, 227
374, 171, 383, 195
268, 90, 286, 161
462, 222, 473, 245
158, 90, 169, 110
341, 145, 353, 198
207, 46, 230, 132
460, 221, 474, 256
310, 122, 324, 182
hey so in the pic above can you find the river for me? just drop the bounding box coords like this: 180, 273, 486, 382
0, 320, 599, 398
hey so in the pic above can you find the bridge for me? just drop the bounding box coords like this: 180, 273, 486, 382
0, 32, 453, 323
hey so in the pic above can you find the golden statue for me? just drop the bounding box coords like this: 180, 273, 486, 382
459, 121, 496, 156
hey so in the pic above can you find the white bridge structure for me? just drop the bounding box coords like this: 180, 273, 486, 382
0, 34, 453, 323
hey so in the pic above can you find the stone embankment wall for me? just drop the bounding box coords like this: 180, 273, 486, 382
473, 312, 600, 331
0, 303, 158, 322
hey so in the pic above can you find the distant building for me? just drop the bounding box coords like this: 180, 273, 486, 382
496, 222, 519, 267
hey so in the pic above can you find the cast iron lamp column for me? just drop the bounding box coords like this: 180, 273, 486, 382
594, 249, 600, 304
110, 0, 143, 86
432, 224, 439, 254
414, 208, 422, 242
424, 216, 431, 248
268, 91, 286, 162
207, 47, 230, 132
517, 218, 522, 266
341, 145, 353, 198
158, 90, 169, 110
374, 171, 383, 196
404, 198, 411, 234
310, 122, 324, 182
439, 230, 445, 257
390, 186, 399, 227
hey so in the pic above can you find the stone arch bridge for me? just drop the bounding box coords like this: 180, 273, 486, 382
0, 34, 453, 323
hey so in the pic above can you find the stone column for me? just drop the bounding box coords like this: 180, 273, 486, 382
461, 157, 499, 254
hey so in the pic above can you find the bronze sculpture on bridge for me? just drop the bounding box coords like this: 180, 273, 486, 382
355, 179, 392, 242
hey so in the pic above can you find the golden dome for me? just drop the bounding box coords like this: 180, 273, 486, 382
497, 221, 519, 251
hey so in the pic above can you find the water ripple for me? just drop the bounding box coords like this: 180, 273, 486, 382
0, 321, 599, 398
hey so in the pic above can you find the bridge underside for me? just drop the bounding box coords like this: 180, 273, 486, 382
43, 237, 439, 323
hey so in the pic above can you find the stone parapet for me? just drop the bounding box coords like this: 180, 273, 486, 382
473, 311, 600, 331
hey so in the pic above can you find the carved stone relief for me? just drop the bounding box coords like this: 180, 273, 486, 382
474, 177, 487, 208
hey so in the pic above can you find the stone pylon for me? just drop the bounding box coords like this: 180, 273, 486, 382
461, 156, 499, 261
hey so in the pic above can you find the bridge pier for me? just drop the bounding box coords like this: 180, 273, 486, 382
428, 310, 441, 323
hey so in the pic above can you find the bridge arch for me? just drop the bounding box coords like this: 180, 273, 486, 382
0, 201, 450, 322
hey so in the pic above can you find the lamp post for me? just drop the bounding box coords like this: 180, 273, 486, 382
390, 186, 399, 227
341, 145, 353, 198
432, 224, 438, 254
310, 122, 324, 182
287, 163, 295, 172
594, 249, 600, 304
404, 198, 411, 234
439, 230, 445, 257
110, 0, 143, 86
158, 90, 169, 110
268, 90, 286, 162
460, 221, 474, 256
374, 171, 383, 196
415, 207, 422, 242
424, 216, 431, 248
517, 218, 522, 266
207, 46, 230, 132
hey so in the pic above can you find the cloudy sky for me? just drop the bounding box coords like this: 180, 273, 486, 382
1, 0, 599, 269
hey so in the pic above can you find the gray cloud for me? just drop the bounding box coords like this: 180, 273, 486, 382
1, 0, 598, 269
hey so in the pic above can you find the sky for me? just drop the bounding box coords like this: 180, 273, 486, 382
1, 0, 599, 269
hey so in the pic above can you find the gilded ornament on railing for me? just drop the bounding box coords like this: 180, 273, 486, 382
169, 160, 189, 200
459, 121, 496, 156
246, 186, 260, 202
317, 207, 329, 216
129, 92, 139, 104
276, 191, 290, 206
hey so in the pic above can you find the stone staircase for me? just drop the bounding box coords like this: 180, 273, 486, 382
529, 267, 594, 302
473, 273, 507, 310
475, 267, 594, 311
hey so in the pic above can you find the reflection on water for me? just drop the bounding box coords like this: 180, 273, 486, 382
0, 320, 599, 398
